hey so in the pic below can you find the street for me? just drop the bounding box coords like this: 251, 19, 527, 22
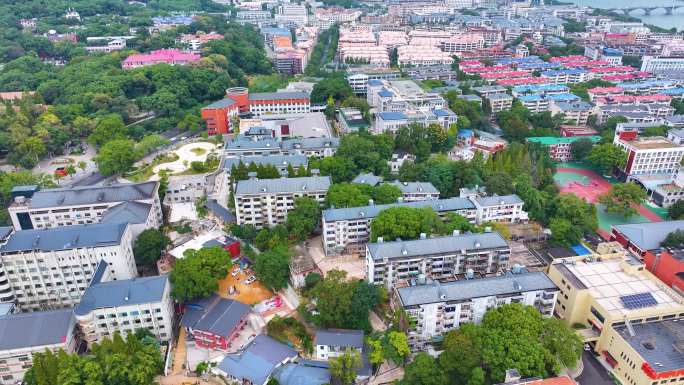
576, 351, 614, 385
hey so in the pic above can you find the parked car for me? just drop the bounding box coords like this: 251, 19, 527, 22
231, 267, 241, 277
245, 275, 257, 285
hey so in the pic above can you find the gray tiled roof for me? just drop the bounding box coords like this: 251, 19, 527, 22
248, 91, 309, 101
182, 295, 250, 336
352, 173, 382, 186
613, 220, 684, 251
397, 271, 557, 306
100, 201, 152, 225
225, 136, 280, 151
314, 329, 364, 348
0, 226, 12, 240
367, 232, 508, 261
28, 181, 157, 209
615, 319, 684, 373
390, 181, 439, 195
323, 197, 476, 222
274, 363, 331, 385
205, 199, 236, 223
236, 176, 331, 195
218, 335, 298, 385
281, 137, 339, 151
224, 155, 309, 171
474, 194, 523, 207
0, 223, 129, 253
74, 275, 168, 316
0, 309, 74, 350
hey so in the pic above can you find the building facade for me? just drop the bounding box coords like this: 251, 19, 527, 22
366, 232, 511, 289
613, 134, 684, 180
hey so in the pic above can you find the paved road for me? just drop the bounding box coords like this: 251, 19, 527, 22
576, 351, 614, 385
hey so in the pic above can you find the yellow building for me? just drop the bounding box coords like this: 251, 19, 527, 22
547, 249, 684, 385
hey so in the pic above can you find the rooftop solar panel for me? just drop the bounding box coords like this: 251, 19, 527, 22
620, 292, 658, 310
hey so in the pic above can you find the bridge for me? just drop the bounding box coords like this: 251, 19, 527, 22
607, 5, 684, 16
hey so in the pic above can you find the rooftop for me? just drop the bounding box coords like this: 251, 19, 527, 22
527, 136, 601, 146
398, 271, 557, 307
235, 176, 331, 195
554, 257, 684, 317
100, 201, 152, 225
352, 173, 382, 186
314, 329, 364, 348
474, 194, 524, 206
614, 319, 684, 374
274, 363, 331, 385
224, 154, 308, 171
248, 91, 309, 101
390, 181, 439, 195
74, 275, 168, 316
24, 181, 157, 209
323, 197, 476, 222
613, 220, 684, 251
1, 223, 128, 253
623, 137, 681, 150
367, 232, 508, 261
182, 295, 250, 336
0, 309, 74, 350
218, 335, 298, 385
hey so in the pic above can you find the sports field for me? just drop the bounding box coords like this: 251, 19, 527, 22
554, 166, 663, 239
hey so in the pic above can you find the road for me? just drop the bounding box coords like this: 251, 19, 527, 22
576, 351, 614, 385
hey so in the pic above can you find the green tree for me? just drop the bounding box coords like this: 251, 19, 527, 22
587, 143, 627, 175
642, 125, 668, 137
133, 229, 170, 268
372, 183, 402, 204
399, 353, 448, 385
598, 183, 647, 218
311, 270, 355, 328
88, 114, 127, 147
329, 348, 362, 385
484, 171, 514, 195
549, 217, 582, 247
570, 137, 594, 160
668, 199, 684, 220
254, 245, 291, 291
286, 197, 321, 241
440, 324, 482, 385
170, 247, 232, 301
367, 338, 385, 366
662, 229, 684, 248
310, 73, 354, 104
549, 194, 598, 236
370, 206, 442, 241
94, 139, 140, 176
384, 331, 410, 365
326, 183, 372, 208
310, 156, 357, 183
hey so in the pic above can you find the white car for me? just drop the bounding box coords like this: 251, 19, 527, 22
245, 275, 257, 285
231, 268, 241, 277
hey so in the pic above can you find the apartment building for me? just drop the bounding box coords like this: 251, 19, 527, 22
518, 94, 551, 113
367, 79, 447, 113
74, 274, 174, 347
471, 194, 529, 223
224, 136, 339, 158
366, 232, 511, 289
527, 136, 601, 162
486, 93, 514, 113
0, 309, 76, 385
202, 88, 310, 123
540, 68, 587, 84
182, 295, 251, 351
550, 101, 594, 126
0, 223, 137, 311
390, 181, 440, 202
641, 56, 684, 74
547, 252, 684, 385
322, 198, 478, 255
374, 109, 457, 134
440, 35, 485, 53
315, 329, 364, 360
234, 175, 331, 228
396, 271, 558, 349
8, 182, 162, 231
613, 133, 684, 180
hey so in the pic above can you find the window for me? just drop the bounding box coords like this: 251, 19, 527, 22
590, 307, 605, 323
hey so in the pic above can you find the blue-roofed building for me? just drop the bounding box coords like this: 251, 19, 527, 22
74, 275, 173, 346
352, 173, 383, 187
541, 68, 587, 84
273, 363, 331, 385
215, 335, 298, 385
375, 111, 408, 133
550, 101, 594, 125
0, 222, 138, 311
661, 88, 684, 99
512, 83, 569, 96
315, 329, 364, 360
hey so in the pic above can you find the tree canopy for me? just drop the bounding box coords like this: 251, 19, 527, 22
598, 183, 647, 218
587, 144, 626, 175
133, 229, 170, 268
170, 247, 232, 302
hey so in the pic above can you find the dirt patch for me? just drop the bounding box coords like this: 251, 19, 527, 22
217, 269, 273, 305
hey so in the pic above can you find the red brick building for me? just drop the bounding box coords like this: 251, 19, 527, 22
611, 221, 684, 256
181, 295, 250, 351
643, 249, 684, 290
201, 87, 311, 134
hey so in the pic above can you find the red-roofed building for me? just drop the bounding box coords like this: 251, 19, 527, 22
560, 125, 599, 137
122, 49, 200, 69
549, 55, 587, 62
496, 77, 550, 86
643, 249, 684, 291
588, 86, 624, 100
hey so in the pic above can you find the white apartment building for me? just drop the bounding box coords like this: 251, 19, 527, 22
396, 271, 558, 349
550, 101, 594, 126
641, 56, 684, 73
247, 92, 311, 116
234, 175, 331, 228
390, 181, 440, 202
0, 309, 77, 385
388, 152, 415, 173
518, 94, 550, 113
74, 274, 174, 347
367, 79, 447, 113
322, 198, 478, 255
275, 4, 307, 26
314, 329, 364, 361
397, 45, 454, 67
0, 223, 137, 311
471, 194, 528, 223
613, 135, 684, 180
486, 93, 514, 113
8, 182, 162, 231
366, 232, 511, 289
440, 35, 485, 53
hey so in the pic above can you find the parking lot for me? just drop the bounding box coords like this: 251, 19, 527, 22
217, 269, 273, 305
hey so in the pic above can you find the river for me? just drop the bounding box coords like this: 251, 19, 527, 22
564, 0, 684, 30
